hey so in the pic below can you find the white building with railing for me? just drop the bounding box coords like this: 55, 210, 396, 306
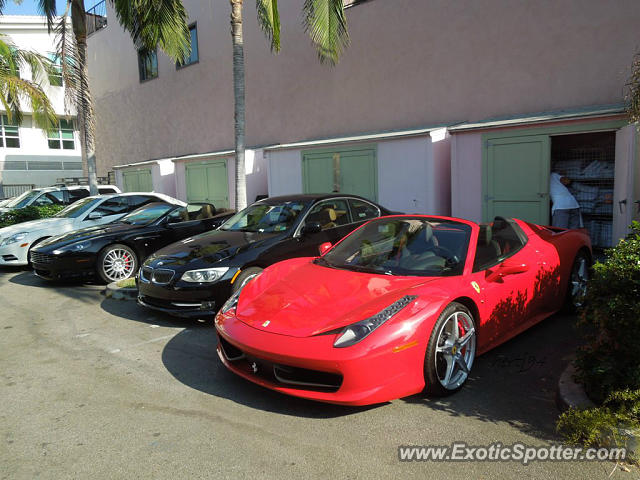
0, 15, 82, 198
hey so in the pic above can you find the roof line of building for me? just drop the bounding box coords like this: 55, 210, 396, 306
448, 103, 627, 132
263, 124, 457, 151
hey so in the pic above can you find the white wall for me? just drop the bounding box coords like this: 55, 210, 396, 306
450, 132, 483, 222
267, 149, 303, 197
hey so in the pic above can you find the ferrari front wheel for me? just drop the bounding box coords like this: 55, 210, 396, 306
424, 302, 476, 396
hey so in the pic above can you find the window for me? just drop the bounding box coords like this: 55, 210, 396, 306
349, 199, 380, 221
33, 191, 65, 206
98, 187, 118, 194
473, 218, 527, 272
69, 188, 90, 201
305, 199, 351, 231
138, 49, 158, 81
128, 195, 156, 210
48, 119, 75, 150
177, 24, 199, 68
48, 53, 63, 86
93, 197, 130, 216
1, 115, 20, 148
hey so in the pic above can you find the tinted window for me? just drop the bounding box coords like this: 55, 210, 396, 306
305, 199, 351, 231
473, 218, 527, 272
33, 191, 65, 206
349, 199, 380, 221
69, 188, 90, 200
128, 195, 155, 209
93, 197, 129, 216
98, 187, 118, 194
320, 217, 470, 277
121, 204, 174, 225
56, 197, 100, 219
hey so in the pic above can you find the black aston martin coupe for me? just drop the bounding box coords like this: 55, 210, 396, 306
30, 202, 233, 283
137, 193, 395, 318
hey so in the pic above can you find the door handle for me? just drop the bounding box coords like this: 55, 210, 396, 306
537, 192, 548, 198
619, 199, 627, 214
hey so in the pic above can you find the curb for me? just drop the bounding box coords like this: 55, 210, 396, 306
104, 282, 138, 301
556, 359, 595, 412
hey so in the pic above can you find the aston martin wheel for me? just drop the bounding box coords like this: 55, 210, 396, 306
565, 251, 590, 311
231, 267, 263, 293
97, 244, 138, 283
424, 302, 476, 396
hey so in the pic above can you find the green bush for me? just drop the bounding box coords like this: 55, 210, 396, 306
557, 389, 640, 456
574, 221, 640, 403
0, 205, 65, 228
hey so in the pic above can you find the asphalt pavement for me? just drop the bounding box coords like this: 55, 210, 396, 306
0, 267, 635, 479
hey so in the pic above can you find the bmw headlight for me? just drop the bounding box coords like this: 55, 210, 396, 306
0, 232, 28, 246
333, 295, 418, 348
181, 267, 229, 283
220, 272, 261, 314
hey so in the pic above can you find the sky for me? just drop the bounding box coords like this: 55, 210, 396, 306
1, 0, 103, 16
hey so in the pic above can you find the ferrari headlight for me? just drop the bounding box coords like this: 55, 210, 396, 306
220, 272, 261, 314
333, 295, 418, 348
1, 232, 27, 246
181, 267, 229, 283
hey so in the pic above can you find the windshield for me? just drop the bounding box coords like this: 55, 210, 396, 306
220, 201, 308, 233
319, 217, 471, 277
5, 190, 41, 208
121, 204, 174, 225
54, 197, 100, 219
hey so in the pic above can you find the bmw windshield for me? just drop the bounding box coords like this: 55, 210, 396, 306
219, 201, 308, 233
317, 217, 471, 277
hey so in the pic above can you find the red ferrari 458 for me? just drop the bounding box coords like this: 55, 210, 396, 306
215, 215, 591, 406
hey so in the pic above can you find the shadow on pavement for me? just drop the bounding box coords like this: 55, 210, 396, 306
161, 325, 380, 419
99, 296, 210, 329
6, 270, 105, 304
403, 313, 581, 441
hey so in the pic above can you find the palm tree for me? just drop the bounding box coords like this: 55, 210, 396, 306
231, 0, 349, 210
0, 34, 57, 131
28, 0, 192, 195
628, 50, 640, 124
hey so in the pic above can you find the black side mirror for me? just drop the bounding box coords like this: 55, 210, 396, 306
302, 221, 322, 235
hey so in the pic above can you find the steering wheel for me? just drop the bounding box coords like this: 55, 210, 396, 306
434, 246, 460, 266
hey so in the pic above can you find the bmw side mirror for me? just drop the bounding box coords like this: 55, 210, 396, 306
87, 211, 103, 220
302, 222, 322, 235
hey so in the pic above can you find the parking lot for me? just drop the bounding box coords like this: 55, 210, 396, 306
0, 267, 632, 479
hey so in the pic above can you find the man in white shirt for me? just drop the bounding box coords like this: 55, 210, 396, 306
550, 172, 582, 229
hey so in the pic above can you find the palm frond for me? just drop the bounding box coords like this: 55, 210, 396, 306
36, 0, 59, 32
302, 0, 349, 65
256, 0, 281, 53
0, 34, 57, 129
111, 0, 191, 62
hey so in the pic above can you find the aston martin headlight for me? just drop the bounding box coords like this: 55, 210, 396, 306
333, 295, 418, 348
53, 240, 91, 255
0, 232, 27, 246
220, 272, 262, 314
181, 267, 229, 283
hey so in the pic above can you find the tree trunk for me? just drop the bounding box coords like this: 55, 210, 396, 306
230, 0, 247, 210
72, 0, 98, 195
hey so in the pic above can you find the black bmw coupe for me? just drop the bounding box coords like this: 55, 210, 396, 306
137, 193, 395, 318
30, 202, 233, 283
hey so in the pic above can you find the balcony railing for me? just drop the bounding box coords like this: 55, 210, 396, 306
86, 0, 107, 36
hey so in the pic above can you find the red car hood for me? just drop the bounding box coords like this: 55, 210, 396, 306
235, 258, 437, 338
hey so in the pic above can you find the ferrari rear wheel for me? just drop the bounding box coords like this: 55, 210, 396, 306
97, 244, 138, 283
424, 302, 476, 396
566, 252, 590, 311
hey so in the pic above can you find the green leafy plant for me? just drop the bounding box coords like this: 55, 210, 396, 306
574, 221, 640, 403
0, 205, 65, 228
557, 389, 640, 460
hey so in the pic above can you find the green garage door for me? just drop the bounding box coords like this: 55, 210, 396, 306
302, 146, 377, 201
185, 160, 229, 208
484, 135, 550, 224
122, 168, 153, 192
